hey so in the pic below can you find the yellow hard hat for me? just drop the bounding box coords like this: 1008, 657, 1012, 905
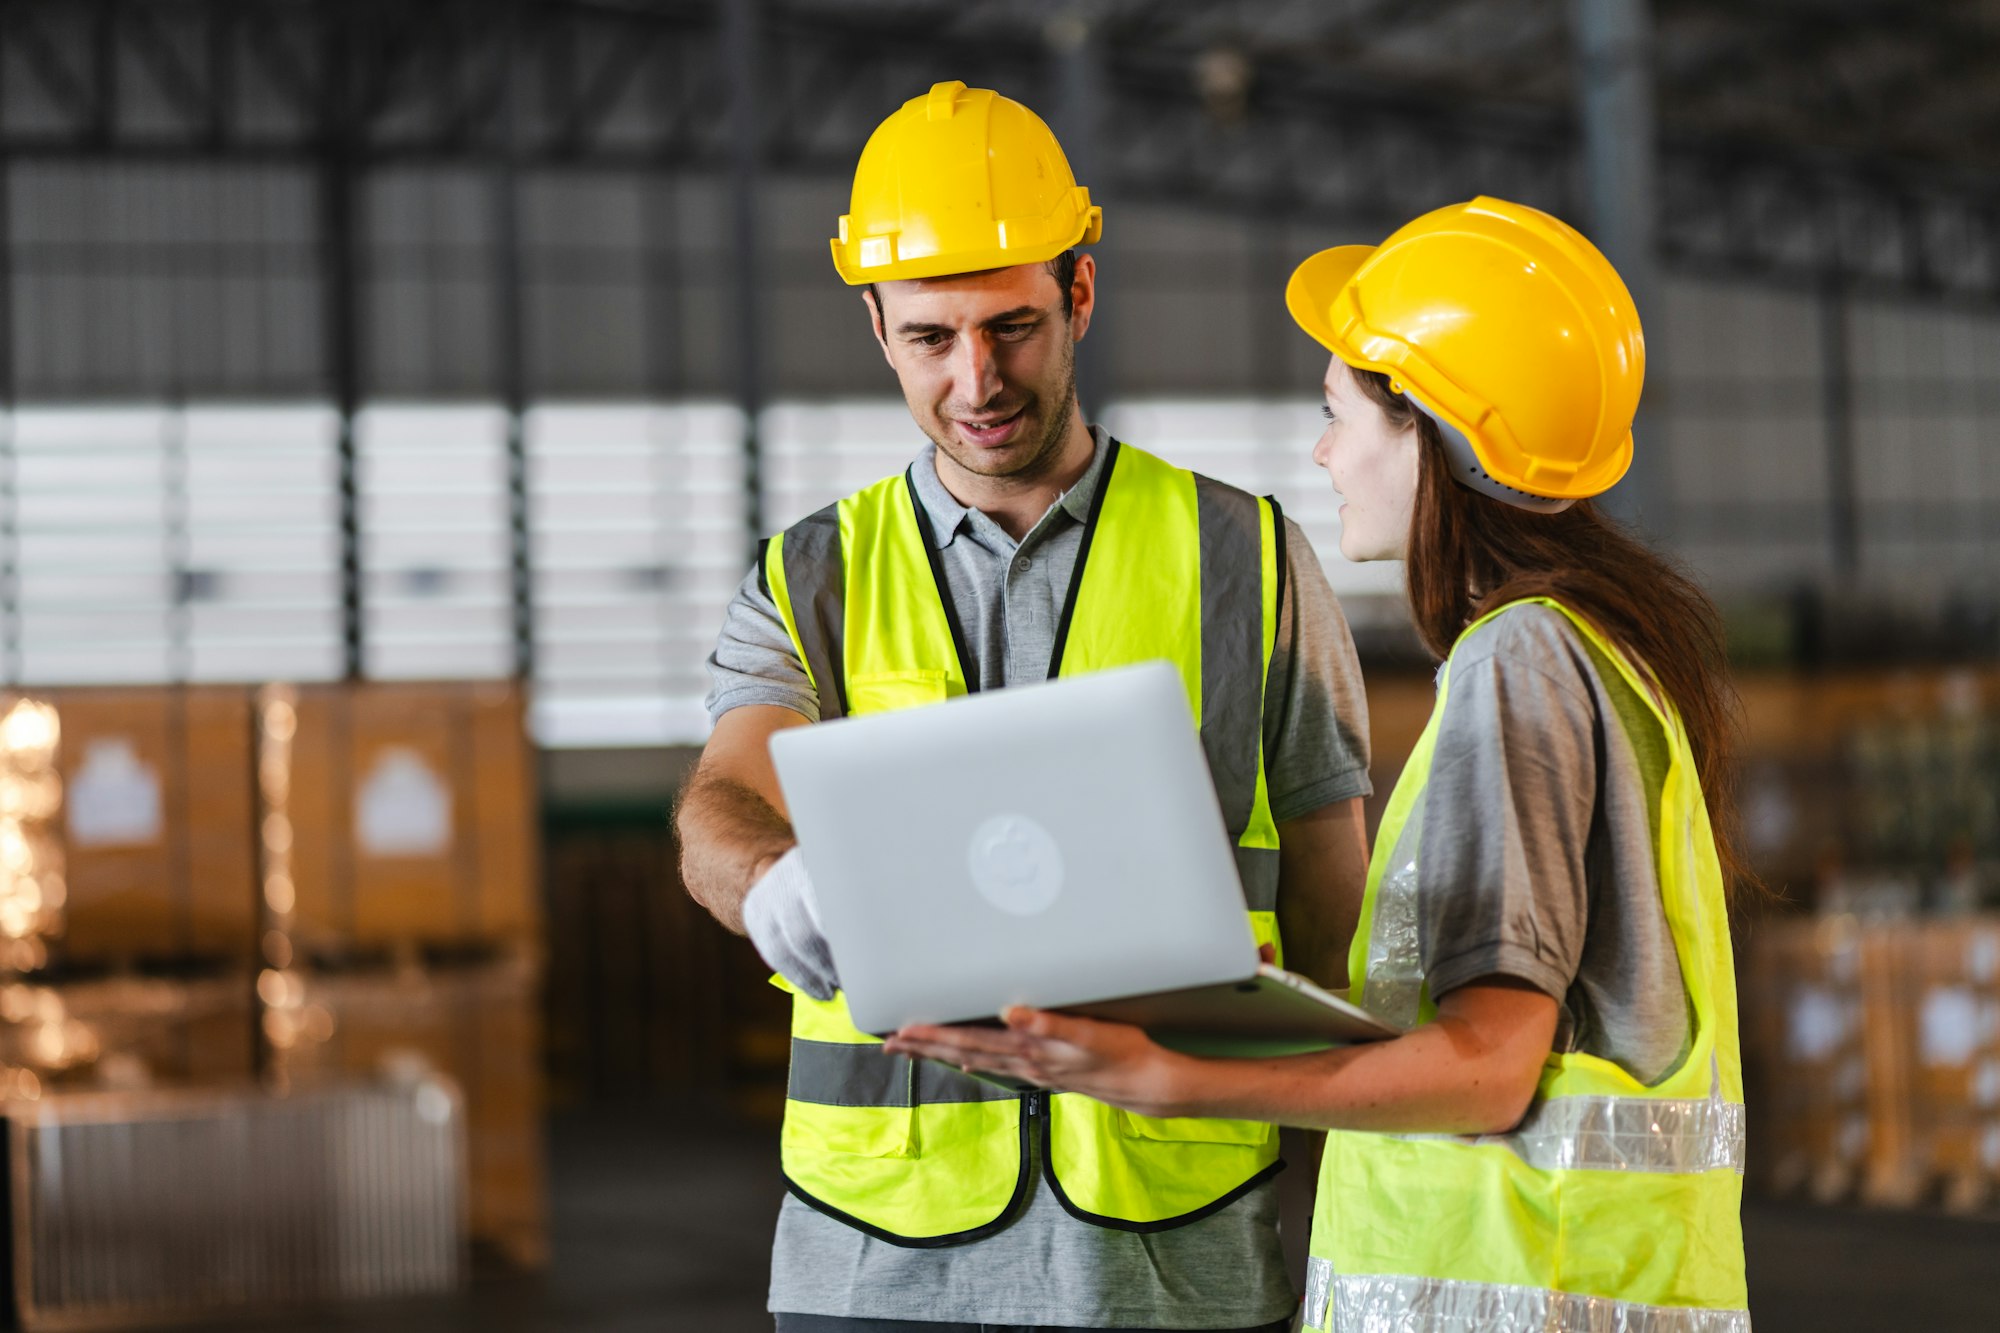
830, 80, 1103, 285
1286, 196, 1644, 509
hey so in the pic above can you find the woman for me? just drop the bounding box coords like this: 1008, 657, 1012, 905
886, 197, 1753, 1332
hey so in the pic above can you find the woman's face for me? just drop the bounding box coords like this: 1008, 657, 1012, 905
1312, 356, 1420, 563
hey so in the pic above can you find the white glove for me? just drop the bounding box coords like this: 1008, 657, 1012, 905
741, 847, 840, 1001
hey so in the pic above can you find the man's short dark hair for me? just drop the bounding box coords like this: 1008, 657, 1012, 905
1043, 249, 1079, 318
866, 249, 1079, 324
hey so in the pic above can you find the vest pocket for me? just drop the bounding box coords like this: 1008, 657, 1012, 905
1115, 1108, 1277, 1148
847, 668, 950, 714
785, 1026, 921, 1160
788, 1103, 919, 1160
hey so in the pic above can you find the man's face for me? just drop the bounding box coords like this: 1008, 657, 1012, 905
867, 257, 1094, 484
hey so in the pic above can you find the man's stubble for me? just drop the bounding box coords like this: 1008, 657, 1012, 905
924, 336, 1081, 490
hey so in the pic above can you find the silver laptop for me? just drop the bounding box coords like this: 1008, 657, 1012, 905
769, 660, 1400, 1054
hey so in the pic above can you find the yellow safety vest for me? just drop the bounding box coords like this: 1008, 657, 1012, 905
764, 439, 1287, 1244
1304, 598, 1749, 1331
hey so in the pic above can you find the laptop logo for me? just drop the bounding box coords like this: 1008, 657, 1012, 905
967, 814, 1065, 916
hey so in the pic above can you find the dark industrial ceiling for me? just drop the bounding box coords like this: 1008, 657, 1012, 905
0, 1, 1992, 301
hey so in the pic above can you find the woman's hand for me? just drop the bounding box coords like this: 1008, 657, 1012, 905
883, 1008, 1195, 1119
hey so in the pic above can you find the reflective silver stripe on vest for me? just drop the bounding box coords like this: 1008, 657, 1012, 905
1235, 845, 1280, 914
786, 1037, 1015, 1107
1362, 797, 1427, 1028
1192, 475, 1267, 846
780, 504, 847, 721
1393, 1091, 1747, 1175
1310, 1268, 1749, 1333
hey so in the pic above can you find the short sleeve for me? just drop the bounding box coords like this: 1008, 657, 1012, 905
1261, 517, 1373, 823
703, 562, 821, 725
1416, 612, 1600, 1003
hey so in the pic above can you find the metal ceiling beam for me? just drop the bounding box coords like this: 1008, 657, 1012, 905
0, 0, 1992, 307
1573, 0, 1666, 536
724, 0, 767, 548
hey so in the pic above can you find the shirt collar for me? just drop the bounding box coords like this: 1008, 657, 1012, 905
908, 425, 1114, 550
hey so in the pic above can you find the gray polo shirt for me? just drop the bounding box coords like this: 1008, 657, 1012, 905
704, 427, 1373, 1328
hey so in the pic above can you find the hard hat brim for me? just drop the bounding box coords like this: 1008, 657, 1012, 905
829, 226, 1093, 287
1285, 245, 1375, 359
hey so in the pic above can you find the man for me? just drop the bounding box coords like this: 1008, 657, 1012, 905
677, 80, 1373, 1332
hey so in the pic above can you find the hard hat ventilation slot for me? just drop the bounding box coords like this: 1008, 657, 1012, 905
1406, 389, 1573, 514
1448, 434, 1568, 510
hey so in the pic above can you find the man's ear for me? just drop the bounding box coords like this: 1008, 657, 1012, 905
1068, 253, 1097, 343
863, 288, 893, 366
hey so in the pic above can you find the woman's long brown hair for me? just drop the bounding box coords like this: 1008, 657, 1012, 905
1353, 368, 1760, 907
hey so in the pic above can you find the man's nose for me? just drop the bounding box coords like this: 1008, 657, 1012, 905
951, 333, 1004, 407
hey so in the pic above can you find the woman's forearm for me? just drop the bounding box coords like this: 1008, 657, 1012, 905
886, 981, 1559, 1135
1163, 981, 1558, 1135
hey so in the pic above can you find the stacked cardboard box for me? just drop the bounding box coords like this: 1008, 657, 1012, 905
1730, 666, 2000, 906
1856, 920, 2000, 1210
47, 687, 259, 968
2, 681, 548, 1272
280, 952, 545, 1267
260, 681, 547, 1267
1743, 916, 1871, 1201
1747, 915, 2000, 1211
30, 975, 258, 1088
286, 682, 538, 961
0, 690, 259, 1106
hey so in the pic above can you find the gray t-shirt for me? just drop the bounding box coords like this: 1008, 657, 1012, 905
704, 427, 1372, 1327
1414, 603, 1692, 1083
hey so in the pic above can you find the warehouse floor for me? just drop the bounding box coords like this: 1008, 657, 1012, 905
183, 1104, 1999, 1333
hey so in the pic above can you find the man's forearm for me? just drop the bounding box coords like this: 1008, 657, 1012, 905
1276, 797, 1369, 992
675, 773, 796, 933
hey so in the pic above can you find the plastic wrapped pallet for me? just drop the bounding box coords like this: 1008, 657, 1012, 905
1895, 919, 2000, 1211
1743, 916, 1871, 1201
1858, 925, 1920, 1205
3, 1080, 465, 1330
1752, 916, 2000, 1211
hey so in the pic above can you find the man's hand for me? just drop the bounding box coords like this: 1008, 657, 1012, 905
884, 948, 1272, 1113
883, 1008, 1195, 1119
741, 847, 840, 1000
